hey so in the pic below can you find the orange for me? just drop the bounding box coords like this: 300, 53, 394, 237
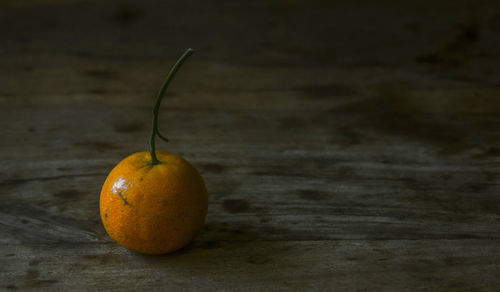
100, 151, 207, 254
99, 48, 208, 254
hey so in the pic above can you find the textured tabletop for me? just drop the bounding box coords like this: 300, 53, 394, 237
1, 0, 500, 290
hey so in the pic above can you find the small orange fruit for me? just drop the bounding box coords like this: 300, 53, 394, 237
100, 49, 208, 254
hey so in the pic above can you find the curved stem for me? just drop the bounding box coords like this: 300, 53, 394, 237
156, 130, 169, 142
149, 48, 194, 165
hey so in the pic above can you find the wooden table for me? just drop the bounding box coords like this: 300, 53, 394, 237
1, 0, 500, 290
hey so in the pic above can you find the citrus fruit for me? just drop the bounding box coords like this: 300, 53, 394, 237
100, 49, 208, 254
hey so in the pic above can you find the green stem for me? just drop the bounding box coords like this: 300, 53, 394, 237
149, 48, 194, 165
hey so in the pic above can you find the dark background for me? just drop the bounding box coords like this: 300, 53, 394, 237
1, 0, 500, 290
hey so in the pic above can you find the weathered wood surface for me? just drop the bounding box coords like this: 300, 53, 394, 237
1, 0, 500, 290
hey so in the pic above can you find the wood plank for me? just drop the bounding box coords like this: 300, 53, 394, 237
1, 240, 499, 291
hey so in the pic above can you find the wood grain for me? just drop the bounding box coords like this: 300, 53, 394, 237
2, 240, 499, 291
1, 0, 500, 290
